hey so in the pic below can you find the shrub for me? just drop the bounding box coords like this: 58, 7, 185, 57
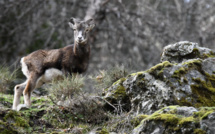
0, 66, 17, 94
94, 65, 130, 89
45, 74, 108, 124
46, 74, 84, 102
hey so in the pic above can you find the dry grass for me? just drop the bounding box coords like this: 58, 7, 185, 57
0, 66, 17, 94
94, 65, 130, 90
45, 74, 109, 124
46, 74, 84, 102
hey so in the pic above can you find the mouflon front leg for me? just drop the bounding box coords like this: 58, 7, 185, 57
12, 81, 27, 110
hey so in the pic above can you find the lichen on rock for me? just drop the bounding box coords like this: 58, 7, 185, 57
133, 106, 215, 134
1, 41, 215, 134
101, 41, 215, 133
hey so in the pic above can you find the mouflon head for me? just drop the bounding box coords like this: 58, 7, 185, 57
68, 18, 95, 44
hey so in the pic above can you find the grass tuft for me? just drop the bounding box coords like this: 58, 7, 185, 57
94, 65, 130, 90
0, 65, 17, 94
46, 74, 84, 102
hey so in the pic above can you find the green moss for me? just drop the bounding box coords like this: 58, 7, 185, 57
150, 114, 179, 125
192, 48, 201, 57
144, 106, 179, 126
193, 77, 215, 93
201, 50, 215, 59
180, 48, 214, 60
3, 110, 29, 128
182, 59, 202, 67
130, 71, 144, 76
97, 128, 109, 134
41, 107, 78, 128
146, 61, 173, 76
178, 116, 196, 126
112, 85, 126, 99
183, 78, 188, 83
171, 58, 215, 107
194, 128, 206, 134
154, 105, 178, 114
191, 75, 215, 107
201, 111, 214, 119
0, 94, 14, 103
176, 97, 192, 106
172, 59, 202, 80
113, 78, 126, 86
0, 120, 17, 134
173, 67, 188, 79
137, 106, 212, 132
135, 106, 215, 133
129, 61, 173, 80
194, 107, 215, 120
31, 96, 53, 105
130, 114, 148, 127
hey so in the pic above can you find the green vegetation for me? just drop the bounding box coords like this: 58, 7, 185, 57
134, 106, 215, 133
191, 73, 215, 107
0, 65, 17, 94
146, 61, 173, 74
95, 65, 130, 89
97, 128, 109, 134
194, 129, 207, 134
130, 114, 148, 127
0, 93, 108, 133
1, 56, 215, 133
0, 109, 31, 133
146, 61, 173, 79
46, 74, 85, 103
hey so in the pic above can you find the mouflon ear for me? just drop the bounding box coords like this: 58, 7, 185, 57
68, 17, 76, 28
85, 18, 95, 30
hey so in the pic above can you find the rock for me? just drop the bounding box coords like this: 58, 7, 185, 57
103, 78, 131, 112
200, 112, 215, 134
132, 106, 215, 134
176, 106, 197, 117
161, 41, 215, 63
103, 41, 215, 115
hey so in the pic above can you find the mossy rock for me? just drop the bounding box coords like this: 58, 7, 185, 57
104, 77, 131, 112
133, 106, 215, 134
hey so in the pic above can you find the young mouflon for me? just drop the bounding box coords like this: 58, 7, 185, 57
12, 18, 95, 111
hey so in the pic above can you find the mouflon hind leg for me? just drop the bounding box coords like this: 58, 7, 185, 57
12, 82, 26, 110
23, 73, 40, 108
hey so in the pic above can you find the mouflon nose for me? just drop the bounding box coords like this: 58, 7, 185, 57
78, 37, 82, 40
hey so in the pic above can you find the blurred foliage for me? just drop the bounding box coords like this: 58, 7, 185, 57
0, 0, 215, 73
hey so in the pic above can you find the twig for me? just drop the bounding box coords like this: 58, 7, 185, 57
93, 96, 117, 111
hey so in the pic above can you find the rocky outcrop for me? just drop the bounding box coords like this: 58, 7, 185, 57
133, 106, 215, 134
160, 41, 215, 63
1, 41, 215, 134
104, 41, 215, 114
103, 41, 215, 133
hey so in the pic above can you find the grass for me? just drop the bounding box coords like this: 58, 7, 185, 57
0, 65, 17, 94
46, 74, 85, 103
94, 65, 130, 90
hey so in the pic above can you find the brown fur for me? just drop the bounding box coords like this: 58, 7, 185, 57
23, 43, 90, 94
12, 18, 95, 110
